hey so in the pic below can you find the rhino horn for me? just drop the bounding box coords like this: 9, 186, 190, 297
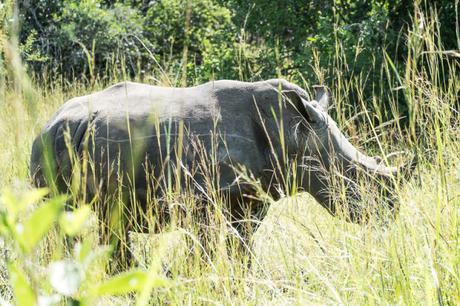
376, 155, 417, 187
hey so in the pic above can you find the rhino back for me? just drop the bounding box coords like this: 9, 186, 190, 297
31, 81, 278, 198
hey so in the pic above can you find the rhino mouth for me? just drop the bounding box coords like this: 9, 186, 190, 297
340, 153, 416, 223
304, 148, 417, 224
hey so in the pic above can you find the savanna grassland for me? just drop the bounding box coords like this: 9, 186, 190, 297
0, 1, 459, 305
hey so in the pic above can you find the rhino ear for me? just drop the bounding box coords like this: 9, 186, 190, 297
312, 85, 331, 111
282, 87, 326, 123
301, 98, 324, 123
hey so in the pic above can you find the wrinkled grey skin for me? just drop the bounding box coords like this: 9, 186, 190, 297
30, 79, 414, 229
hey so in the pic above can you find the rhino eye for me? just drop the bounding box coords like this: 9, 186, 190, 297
313, 113, 329, 130
346, 165, 358, 176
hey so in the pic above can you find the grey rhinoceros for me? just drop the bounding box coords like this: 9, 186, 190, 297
30, 79, 415, 234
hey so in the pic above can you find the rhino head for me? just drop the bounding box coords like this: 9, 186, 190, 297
289, 86, 416, 222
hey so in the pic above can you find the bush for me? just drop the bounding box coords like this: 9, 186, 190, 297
17, 0, 458, 104
143, 0, 236, 84
20, 0, 145, 81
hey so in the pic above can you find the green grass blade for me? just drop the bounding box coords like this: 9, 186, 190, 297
93, 270, 169, 297
8, 263, 37, 306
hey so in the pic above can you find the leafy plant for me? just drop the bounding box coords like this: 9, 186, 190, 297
19, 0, 145, 81
0, 188, 170, 305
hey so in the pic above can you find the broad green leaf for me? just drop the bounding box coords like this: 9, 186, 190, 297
8, 263, 37, 306
75, 241, 112, 269
59, 205, 91, 236
93, 270, 169, 296
0, 188, 49, 218
16, 195, 66, 253
48, 260, 83, 296
17, 188, 50, 212
94, 270, 147, 296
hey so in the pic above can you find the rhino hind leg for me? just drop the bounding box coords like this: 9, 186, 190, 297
30, 125, 62, 193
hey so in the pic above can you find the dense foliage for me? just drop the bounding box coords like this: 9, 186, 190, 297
17, 0, 457, 84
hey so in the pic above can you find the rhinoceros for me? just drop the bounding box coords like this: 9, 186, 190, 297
30, 79, 415, 235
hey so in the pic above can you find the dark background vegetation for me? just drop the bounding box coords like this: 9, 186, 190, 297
10, 0, 459, 120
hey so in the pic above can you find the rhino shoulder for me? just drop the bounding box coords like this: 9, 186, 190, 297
101, 81, 151, 94
247, 79, 310, 112
263, 79, 309, 98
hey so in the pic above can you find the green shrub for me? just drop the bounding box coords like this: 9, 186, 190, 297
143, 0, 236, 84
20, 0, 145, 81
0, 188, 170, 305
